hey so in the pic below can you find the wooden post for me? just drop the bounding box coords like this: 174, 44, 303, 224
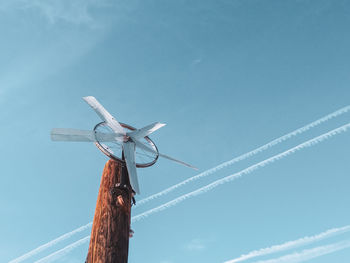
86, 159, 132, 263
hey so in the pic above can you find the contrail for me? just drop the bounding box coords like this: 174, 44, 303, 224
132, 122, 350, 222
136, 105, 350, 207
253, 240, 350, 263
34, 122, 350, 262
33, 236, 91, 263
224, 225, 350, 263
9, 105, 350, 263
8, 223, 92, 263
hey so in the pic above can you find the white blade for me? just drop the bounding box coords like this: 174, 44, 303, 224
51, 128, 95, 142
128, 122, 166, 139
96, 133, 124, 142
51, 128, 123, 142
123, 141, 140, 194
158, 153, 198, 170
83, 96, 126, 135
133, 139, 198, 170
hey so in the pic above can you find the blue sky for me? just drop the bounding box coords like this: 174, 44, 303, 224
1, 0, 350, 262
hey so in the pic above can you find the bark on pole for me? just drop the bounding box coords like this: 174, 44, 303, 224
86, 159, 132, 263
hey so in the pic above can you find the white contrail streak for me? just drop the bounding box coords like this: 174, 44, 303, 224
136, 105, 350, 207
7, 223, 92, 263
224, 225, 350, 263
33, 236, 91, 263
9, 106, 350, 263
31, 122, 350, 262
132, 122, 350, 222
253, 240, 350, 263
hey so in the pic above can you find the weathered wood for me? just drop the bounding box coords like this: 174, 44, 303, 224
86, 159, 132, 263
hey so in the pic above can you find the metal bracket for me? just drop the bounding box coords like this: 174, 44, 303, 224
109, 183, 135, 206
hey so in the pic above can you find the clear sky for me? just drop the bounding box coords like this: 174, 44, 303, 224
1, 1, 350, 262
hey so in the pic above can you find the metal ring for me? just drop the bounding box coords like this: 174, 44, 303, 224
94, 122, 159, 168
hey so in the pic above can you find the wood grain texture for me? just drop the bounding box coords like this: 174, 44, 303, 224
86, 159, 132, 263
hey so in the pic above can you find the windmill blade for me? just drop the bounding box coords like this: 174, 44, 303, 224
133, 139, 198, 170
158, 153, 198, 170
123, 141, 140, 194
83, 96, 126, 135
51, 128, 124, 142
96, 133, 124, 142
128, 122, 166, 139
51, 128, 96, 142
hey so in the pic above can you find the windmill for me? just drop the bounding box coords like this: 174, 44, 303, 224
51, 96, 197, 195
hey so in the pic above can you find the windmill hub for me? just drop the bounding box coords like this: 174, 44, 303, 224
123, 135, 131, 142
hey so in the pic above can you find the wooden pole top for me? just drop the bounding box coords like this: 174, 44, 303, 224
86, 159, 132, 263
